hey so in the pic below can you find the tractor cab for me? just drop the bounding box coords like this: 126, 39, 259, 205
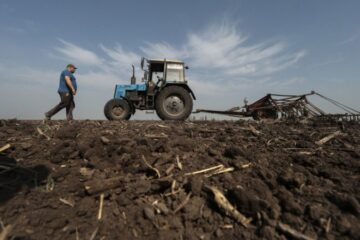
141, 58, 187, 85
104, 57, 195, 121
140, 58, 191, 100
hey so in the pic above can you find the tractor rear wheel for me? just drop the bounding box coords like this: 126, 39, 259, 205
155, 86, 193, 120
104, 99, 132, 120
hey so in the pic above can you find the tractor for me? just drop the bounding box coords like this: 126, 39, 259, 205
104, 58, 196, 121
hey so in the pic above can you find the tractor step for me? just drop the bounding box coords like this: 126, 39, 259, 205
146, 95, 154, 108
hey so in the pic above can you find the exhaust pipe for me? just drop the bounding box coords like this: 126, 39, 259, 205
131, 65, 136, 84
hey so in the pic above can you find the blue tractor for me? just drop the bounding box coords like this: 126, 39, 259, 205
104, 58, 196, 120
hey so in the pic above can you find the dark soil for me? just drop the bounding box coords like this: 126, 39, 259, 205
0, 119, 359, 239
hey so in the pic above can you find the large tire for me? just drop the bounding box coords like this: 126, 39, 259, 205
104, 99, 132, 120
155, 86, 193, 120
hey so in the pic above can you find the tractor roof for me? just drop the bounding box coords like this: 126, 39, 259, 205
147, 58, 184, 64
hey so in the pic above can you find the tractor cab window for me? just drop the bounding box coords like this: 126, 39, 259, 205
148, 62, 164, 82
152, 72, 164, 82
166, 63, 184, 82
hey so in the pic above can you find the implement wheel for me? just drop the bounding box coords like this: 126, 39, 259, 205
104, 99, 132, 120
155, 86, 193, 120
252, 109, 278, 120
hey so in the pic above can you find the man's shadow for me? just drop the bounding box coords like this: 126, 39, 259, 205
0, 155, 50, 204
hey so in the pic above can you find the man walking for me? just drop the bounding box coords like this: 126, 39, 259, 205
45, 64, 78, 120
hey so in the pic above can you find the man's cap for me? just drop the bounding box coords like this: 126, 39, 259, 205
66, 64, 77, 69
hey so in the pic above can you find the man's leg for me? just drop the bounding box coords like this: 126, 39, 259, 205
46, 93, 71, 119
66, 96, 75, 120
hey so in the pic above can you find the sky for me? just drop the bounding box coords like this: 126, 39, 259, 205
0, 0, 359, 120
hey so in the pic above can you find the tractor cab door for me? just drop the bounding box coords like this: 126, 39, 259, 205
148, 62, 165, 85
146, 62, 165, 94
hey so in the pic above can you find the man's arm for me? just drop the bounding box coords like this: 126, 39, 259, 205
64, 76, 76, 95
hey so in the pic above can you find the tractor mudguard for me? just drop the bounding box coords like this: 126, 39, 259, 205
162, 83, 196, 100
111, 96, 136, 114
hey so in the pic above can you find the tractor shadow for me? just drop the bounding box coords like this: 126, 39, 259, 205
0, 155, 50, 204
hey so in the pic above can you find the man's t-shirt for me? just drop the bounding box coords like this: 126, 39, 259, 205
58, 70, 77, 93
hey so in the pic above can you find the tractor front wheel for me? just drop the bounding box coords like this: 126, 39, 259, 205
155, 86, 193, 120
104, 99, 132, 120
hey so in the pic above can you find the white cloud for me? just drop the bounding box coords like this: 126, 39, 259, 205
55, 39, 104, 66
4, 22, 307, 92
50, 22, 306, 89
99, 44, 142, 78
100, 44, 140, 68
139, 22, 305, 79
187, 23, 248, 69
140, 42, 188, 60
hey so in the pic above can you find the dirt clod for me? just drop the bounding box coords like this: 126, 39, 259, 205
0, 119, 359, 239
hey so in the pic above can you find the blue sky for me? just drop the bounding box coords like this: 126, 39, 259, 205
0, 0, 359, 119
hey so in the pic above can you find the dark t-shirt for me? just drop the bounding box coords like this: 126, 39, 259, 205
58, 70, 77, 93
